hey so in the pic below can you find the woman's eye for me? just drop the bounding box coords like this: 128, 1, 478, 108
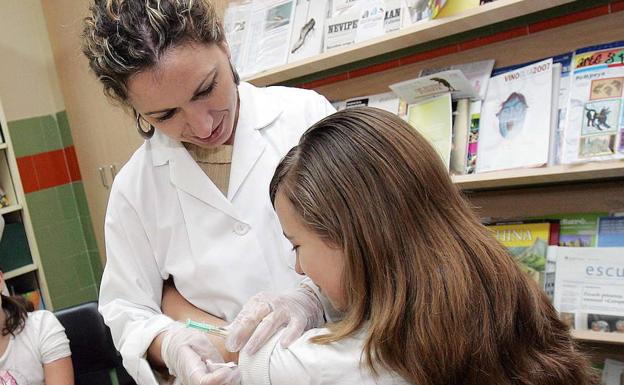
155, 109, 176, 122
197, 81, 218, 98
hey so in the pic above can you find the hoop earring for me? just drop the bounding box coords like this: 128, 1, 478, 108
229, 60, 240, 85
134, 110, 155, 139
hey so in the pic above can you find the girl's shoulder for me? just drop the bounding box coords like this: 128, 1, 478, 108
24, 310, 64, 333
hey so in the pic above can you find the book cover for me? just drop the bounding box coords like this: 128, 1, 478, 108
597, 216, 624, 247
477, 58, 554, 173
487, 221, 558, 288
400, 0, 447, 28
562, 40, 624, 164
406, 93, 453, 169
554, 213, 604, 247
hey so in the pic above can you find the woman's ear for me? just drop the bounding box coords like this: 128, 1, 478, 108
220, 41, 232, 59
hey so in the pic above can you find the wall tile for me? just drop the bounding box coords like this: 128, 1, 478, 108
89, 251, 103, 287
71, 182, 90, 217
53, 285, 98, 311
64, 146, 81, 182
40, 115, 62, 152
79, 215, 98, 252
55, 111, 73, 147
7, 117, 45, 157
33, 149, 70, 190
56, 184, 79, 220
16, 156, 39, 193
25, 188, 62, 229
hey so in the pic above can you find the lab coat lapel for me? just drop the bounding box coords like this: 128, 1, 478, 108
150, 131, 242, 221
228, 83, 282, 200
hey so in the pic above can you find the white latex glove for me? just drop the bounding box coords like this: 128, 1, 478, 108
161, 322, 240, 385
225, 285, 324, 354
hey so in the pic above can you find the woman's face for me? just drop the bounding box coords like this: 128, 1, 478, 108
274, 191, 346, 310
128, 42, 239, 148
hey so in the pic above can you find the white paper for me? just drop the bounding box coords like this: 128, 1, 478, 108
400, 0, 433, 28
355, 0, 386, 43
344, 92, 400, 114
389, 70, 478, 104
420, 59, 496, 101
242, 0, 296, 76
553, 247, 624, 317
548, 63, 562, 165
224, 2, 253, 76
476, 58, 554, 173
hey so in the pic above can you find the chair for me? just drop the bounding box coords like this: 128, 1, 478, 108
54, 301, 137, 385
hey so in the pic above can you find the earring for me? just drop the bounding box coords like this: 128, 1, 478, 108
135, 110, 155, 139
229, 60, 240, 85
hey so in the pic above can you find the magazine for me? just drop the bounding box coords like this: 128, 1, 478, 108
476, 58, 554, 173
406, 93, 453, 169
223, 2, 253, 77
561, 40, 624, 164
241, 0, 296, 76
288, 0, 328, 63
597, 216, 624, 247
553, 247, 624, 332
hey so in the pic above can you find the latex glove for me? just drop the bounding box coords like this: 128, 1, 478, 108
225, 285, 324, 354
161, 322, 240, 385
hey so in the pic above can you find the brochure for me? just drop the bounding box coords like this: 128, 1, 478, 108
420, 59, 495, 100
389, 70, 478, 104
287, 0, 328, 63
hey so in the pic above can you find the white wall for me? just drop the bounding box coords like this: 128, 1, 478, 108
0, 0, 65, 121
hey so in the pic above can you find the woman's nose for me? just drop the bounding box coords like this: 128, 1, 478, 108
186, 108, 214, 138
294, 256, 304, 276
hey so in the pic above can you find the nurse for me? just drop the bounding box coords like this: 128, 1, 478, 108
81, 1, 334, 384
238, 107, 595, 385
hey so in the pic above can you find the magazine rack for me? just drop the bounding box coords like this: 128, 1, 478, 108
241, 0, 624, 360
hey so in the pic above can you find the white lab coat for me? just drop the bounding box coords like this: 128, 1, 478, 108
239, 327, 410, 385
98, 82, 335, 385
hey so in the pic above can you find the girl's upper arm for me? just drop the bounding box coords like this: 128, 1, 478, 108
43, 356, 75, 385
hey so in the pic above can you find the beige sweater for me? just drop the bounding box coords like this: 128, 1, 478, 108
184, 143, 234, 196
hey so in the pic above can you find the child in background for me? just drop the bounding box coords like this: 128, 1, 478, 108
229, 107, 596, 385
0, 267, 74, 384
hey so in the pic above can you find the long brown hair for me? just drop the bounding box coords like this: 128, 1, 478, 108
1, 270, 28, 337
270, 107, 595, 385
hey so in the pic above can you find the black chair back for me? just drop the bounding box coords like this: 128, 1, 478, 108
54, 301, 136, 385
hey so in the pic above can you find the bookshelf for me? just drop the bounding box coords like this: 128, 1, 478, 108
0, 96, 51, 309
245, 0, 575, 86
242, 0, 624, 352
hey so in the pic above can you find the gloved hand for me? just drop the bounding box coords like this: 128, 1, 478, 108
161, 322, 240, 385
225, 285, 324, 354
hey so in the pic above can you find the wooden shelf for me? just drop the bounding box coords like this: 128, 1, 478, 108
572, 330, 624, 345
245, 0, 574, 86
452, 160, 624, 191
4, 263, 37, 280
0, 143, 7, 150
0, 204, 22, 215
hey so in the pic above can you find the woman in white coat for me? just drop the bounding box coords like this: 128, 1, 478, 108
82, 1, 334, 384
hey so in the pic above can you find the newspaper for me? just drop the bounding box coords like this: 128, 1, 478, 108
553, 247, 624, 331
242, 0, 296, 76
355, 0, 386, 43
324, 5, 360, 51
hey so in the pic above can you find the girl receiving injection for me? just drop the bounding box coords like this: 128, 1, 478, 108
226, 107, 596, 385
